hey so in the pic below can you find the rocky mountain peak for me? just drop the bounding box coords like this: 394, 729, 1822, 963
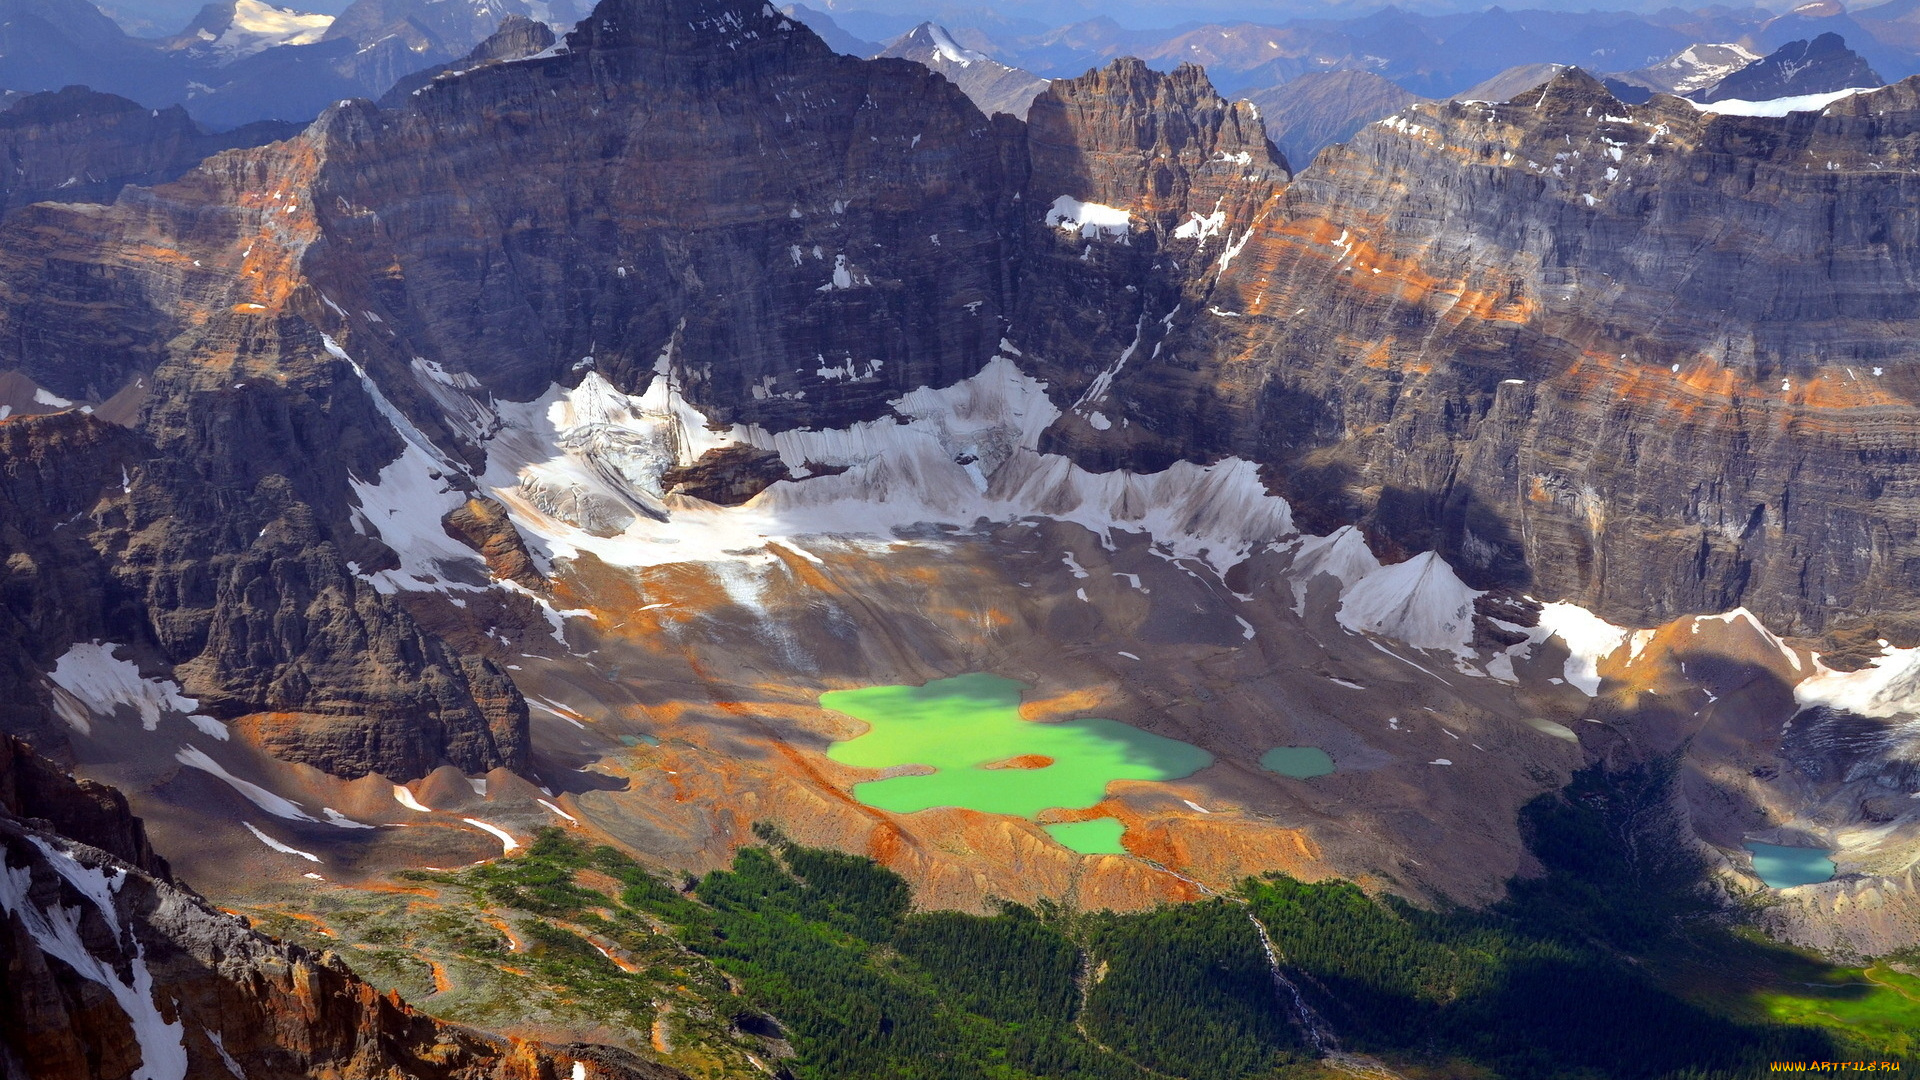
1696, 31, 1883, 101
897, 21, 987, 65
564, 0, 833, 66
879, 19, 1050, 118
1505, 65, 1621, 110
1026, 57, 1286, 225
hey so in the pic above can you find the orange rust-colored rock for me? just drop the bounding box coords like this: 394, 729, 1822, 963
444, 496, 548, 589
982, 754, 1054, 770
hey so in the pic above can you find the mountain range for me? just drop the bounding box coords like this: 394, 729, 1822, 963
4, 0, 1920, 1073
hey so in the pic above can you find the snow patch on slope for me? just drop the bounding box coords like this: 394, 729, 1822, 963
1046, 196, 1131, 239
1795, 645, 1920, 718
1532, 603, 1630, 695
0, 837, 187, 1080
46, 643, 219, 737
330, 335, 488, 594
1689, 86, 1872, 116
923, 23, 987, 66
241, 821, 321, 862
175, 745, 318, 823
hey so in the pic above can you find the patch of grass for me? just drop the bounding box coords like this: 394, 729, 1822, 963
234, 834, 774, 1080
1752, 962, 1920, 1057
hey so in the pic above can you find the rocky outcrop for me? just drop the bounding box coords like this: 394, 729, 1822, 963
443, 496, 547, 587
0, 739, 686, 1080
659, 446, 797, 507
0, 736, 170, 879
0, 395, 529, 782
1694, 31, 1882, 101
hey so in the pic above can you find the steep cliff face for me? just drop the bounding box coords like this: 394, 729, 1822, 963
0, 129, 530, 781
1059, 69, 1920, 638
301, 0, 1018, 430
1014, 59, 1288, 469
0, 737, 683, 1080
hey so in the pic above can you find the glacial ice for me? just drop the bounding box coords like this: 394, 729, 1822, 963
1688, 87, 1874, 117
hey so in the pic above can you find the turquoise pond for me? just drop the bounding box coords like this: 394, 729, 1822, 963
1745, 842, 1836, 889
820, 674, 1213, 853
1043, 818, 1129, 854
822, 674, 1212, 819
1260, 746, 1335, 779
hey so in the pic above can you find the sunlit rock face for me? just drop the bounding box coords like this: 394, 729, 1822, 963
6, 0, 1920, 946
1093, 69, 1920, 640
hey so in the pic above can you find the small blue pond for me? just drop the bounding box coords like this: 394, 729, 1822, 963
1745, 842, 1835, 889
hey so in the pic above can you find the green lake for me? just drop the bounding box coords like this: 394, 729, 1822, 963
1746, 842, 1836, 889
822, 674, 1212, 823
1261, 746, 1335, 779
1044, 818, 1130, 854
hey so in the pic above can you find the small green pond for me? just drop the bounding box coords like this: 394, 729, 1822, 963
822, 673, 1211, 830
1261, 746, 1335, 779
1746, 842, 1836, 889
1044, 818, 1129, 854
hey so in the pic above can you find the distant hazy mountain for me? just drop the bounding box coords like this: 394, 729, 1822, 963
164, 0, 332, 62
1245, 69, 1417, 170
378, 11, 552, 105
1756, 0, 1919, 79
1693, 31, 1882, 102
0, 84, 297, 213
0, 0, 531, 126
1451, 61, 1568, 101
969, 6, 1736, 99
1857, 0, 1920, 50
880, 21, 1049, 118
1614, 42, 1761, 96
323, 0, 579, 60
778, 2, 880, 57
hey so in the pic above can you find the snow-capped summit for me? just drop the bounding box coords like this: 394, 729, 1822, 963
171, 0, 333, 63
1625, 41, 1762, 95
879, 21, 1051, 119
